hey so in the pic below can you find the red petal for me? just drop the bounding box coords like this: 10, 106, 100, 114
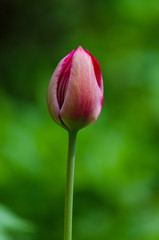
57, 51, 74, 109
85, 49, 103, 91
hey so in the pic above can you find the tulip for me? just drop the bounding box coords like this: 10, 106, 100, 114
47, 46, 103, 131
47, 46, 104, 240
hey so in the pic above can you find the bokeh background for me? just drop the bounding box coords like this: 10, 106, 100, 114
0, 0, 159, 239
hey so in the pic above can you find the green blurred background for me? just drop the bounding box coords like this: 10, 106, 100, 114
0, 0, 159, 239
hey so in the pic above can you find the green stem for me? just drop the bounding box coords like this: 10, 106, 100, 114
64, 130, 77, 240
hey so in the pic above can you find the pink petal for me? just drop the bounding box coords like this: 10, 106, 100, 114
47, 50, 74, 128
60, 46, 103, 130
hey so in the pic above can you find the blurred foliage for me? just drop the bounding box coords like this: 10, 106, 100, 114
0, 204, 35, 240
0, 0, 159, 239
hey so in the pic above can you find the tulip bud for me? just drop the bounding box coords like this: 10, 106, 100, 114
47, 46, 103, 131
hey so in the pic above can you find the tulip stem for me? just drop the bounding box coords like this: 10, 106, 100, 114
64, 130, 77, 240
